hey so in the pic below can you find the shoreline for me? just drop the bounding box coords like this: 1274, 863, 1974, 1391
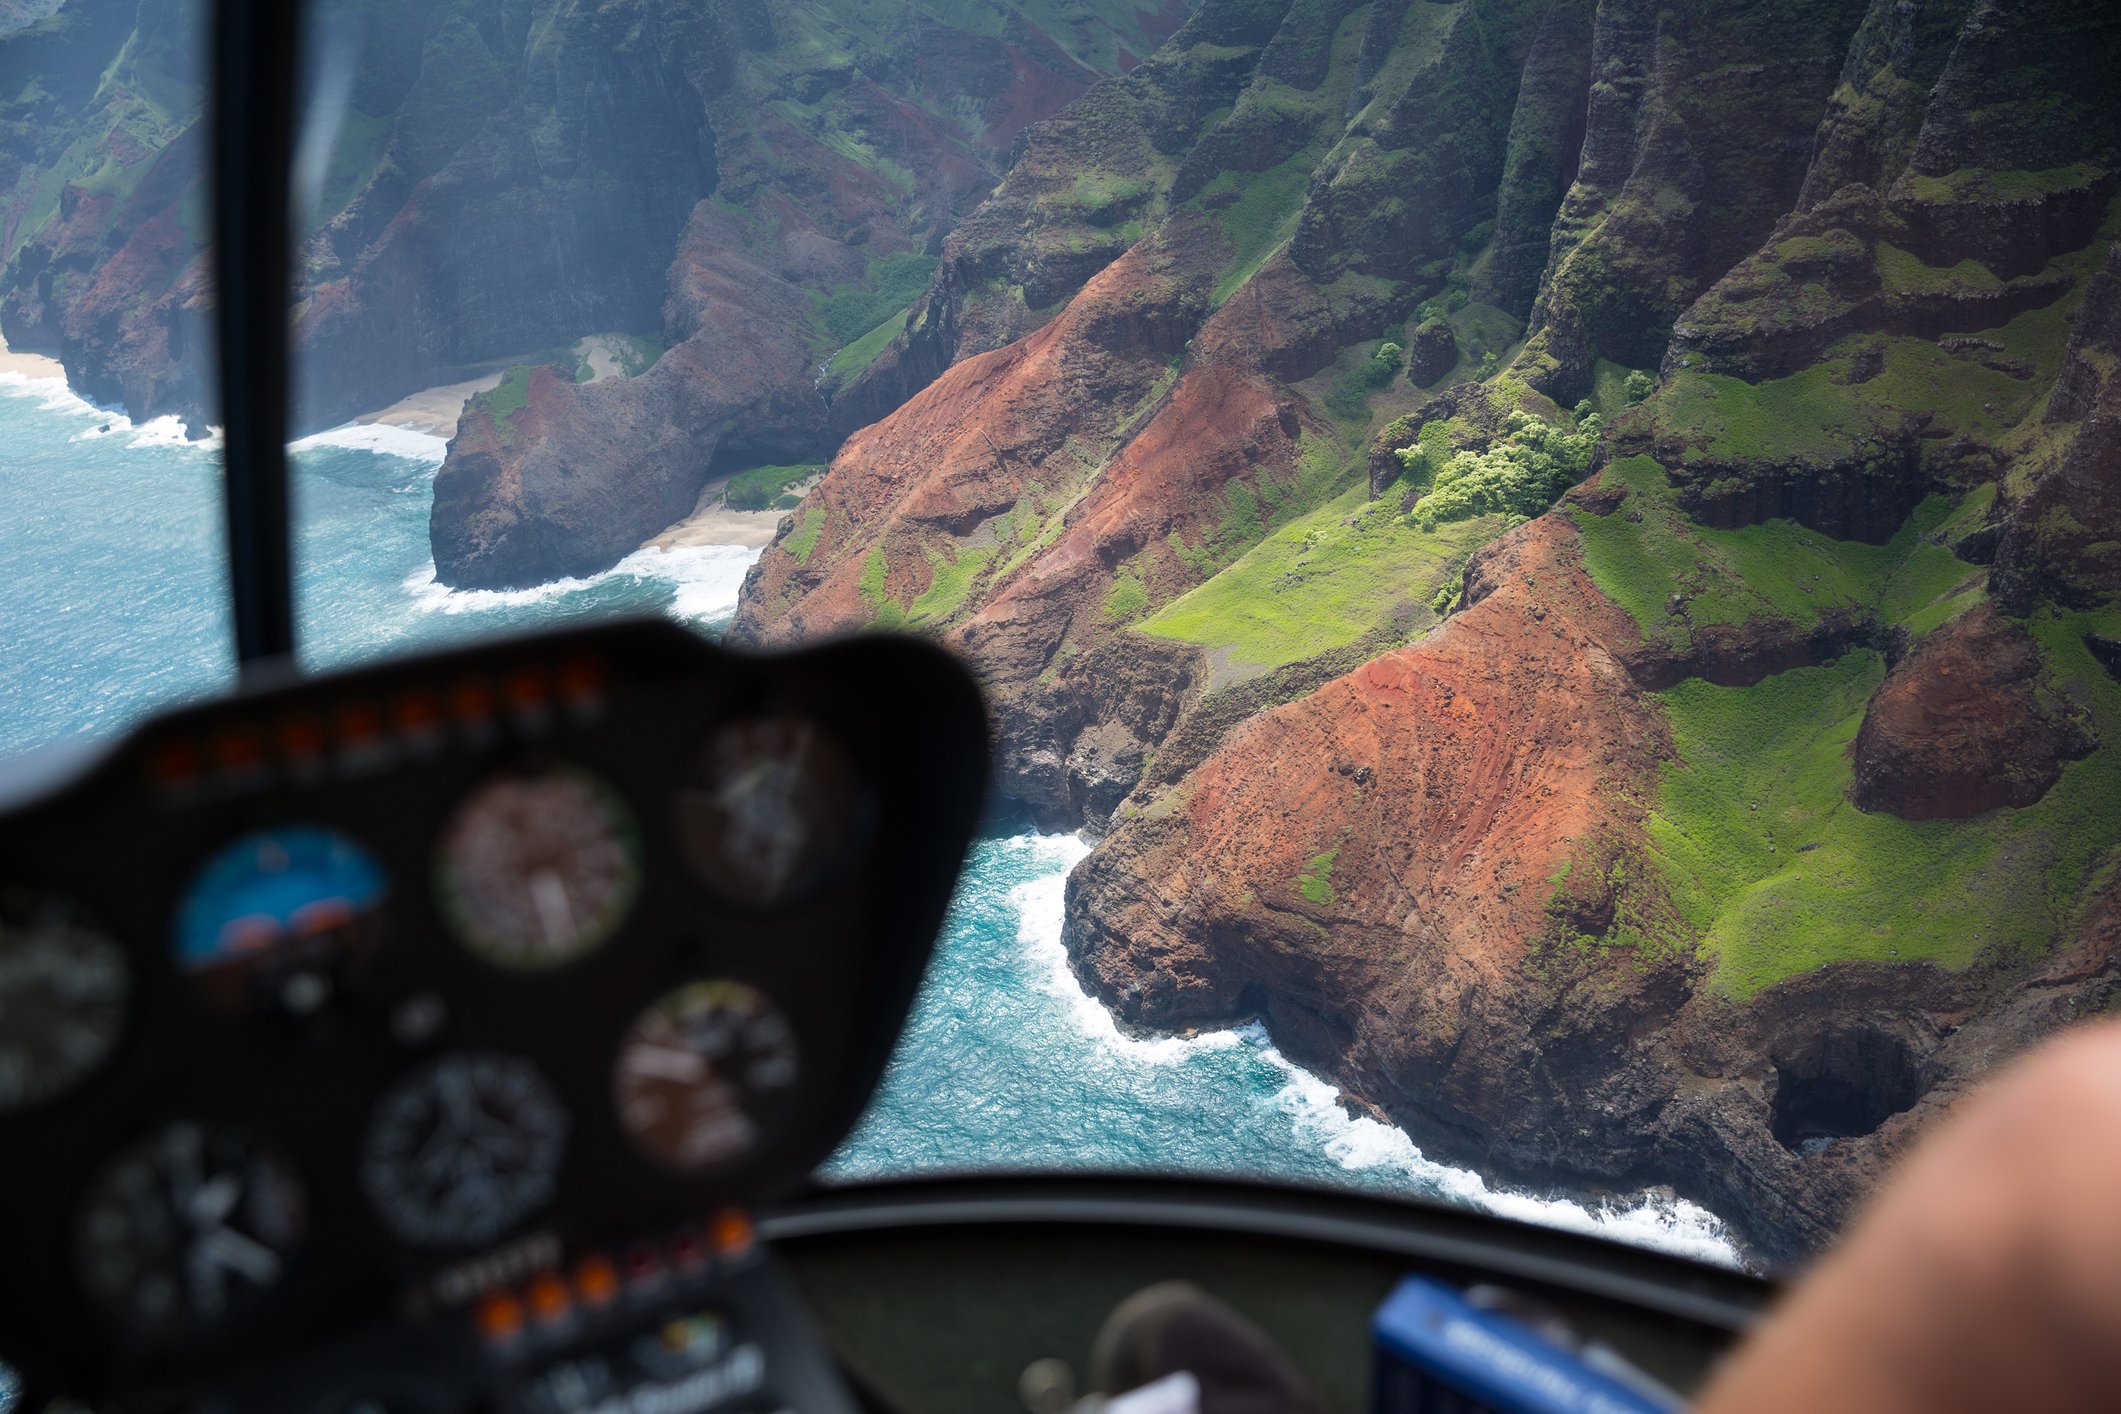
0, 337, 64, 381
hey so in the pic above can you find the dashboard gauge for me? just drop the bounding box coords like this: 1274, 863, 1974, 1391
0, 895, 128, 1113
612, 981, 799, 1172
359, 1052, 569, 1248
174, 826, 389, 1016
672, 715, 867, 910
435, 766, 641, 969
75, 1121, 306, 1335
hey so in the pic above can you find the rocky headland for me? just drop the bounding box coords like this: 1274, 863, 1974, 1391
729, 0, 2121, 1263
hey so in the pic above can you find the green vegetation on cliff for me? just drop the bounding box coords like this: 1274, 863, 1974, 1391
1648, 612, 2121, 1000
1401, 408, 1600, 530
1140, 481, 1493, 679
820, 254, 939, 346
1577, 456, 1981, 655
725, 463, 823, 511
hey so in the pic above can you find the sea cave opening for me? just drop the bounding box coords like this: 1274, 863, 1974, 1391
1769, 1027, 1925, 1156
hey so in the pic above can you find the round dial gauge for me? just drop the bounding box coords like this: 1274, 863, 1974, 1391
0, 897, 128, 1113
75, 1121, 306, 1335
613, 981, 799, 1172
435, 766, 642, 969
673, 715, 867, 910
359, 1052, 569, 1248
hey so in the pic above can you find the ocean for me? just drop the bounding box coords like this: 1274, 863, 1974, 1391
0, 371, 1739, 1267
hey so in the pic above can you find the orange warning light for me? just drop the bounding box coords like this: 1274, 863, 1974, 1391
526, 1269, 572, 1326
709, 1208, 754, 1260
572, 1253, 619, 1310
474, 1289, 524, 1345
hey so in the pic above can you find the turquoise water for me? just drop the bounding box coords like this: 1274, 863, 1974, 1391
0, 372, 1739, 1265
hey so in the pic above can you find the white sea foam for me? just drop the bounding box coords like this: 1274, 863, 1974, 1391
292, 421, 450, 463
1004, 831, 1745, 1270
0, 373, 224, 449
401, 542, 761, 626
1, 369, 102, 417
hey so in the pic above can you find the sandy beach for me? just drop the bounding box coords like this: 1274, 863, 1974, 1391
353, 372, 502, 439
0, 332, 64, 380
644, 475, 788, 549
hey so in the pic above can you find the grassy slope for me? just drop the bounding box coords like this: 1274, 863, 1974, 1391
1577, 456, 1980, 654
1649, 611, 2121, 1000
1571, 235, 2121, 995
1138, 481, 1495, 674
830, 306, 911, 378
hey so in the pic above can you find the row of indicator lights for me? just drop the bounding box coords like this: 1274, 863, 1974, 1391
148, 658, 611, 795
474, 1209, 756, 1349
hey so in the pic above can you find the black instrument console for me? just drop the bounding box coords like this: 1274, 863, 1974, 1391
0, 621, 990, 1414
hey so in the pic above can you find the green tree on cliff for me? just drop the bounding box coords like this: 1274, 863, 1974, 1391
1398, 410, 1602, 532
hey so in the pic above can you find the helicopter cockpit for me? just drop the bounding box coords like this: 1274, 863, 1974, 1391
0, 1, 1775, 1411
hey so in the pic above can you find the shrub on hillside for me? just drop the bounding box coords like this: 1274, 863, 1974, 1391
1396, 410, 1603, 532
725, 463, 821, 510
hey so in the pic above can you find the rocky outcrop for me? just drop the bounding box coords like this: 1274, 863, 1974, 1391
1404, 318, 1456, 388
430, 214, 828, 588
1991, 242, 2121, 613
1849, 604, 2097, 819
1662, 183, 2081, 386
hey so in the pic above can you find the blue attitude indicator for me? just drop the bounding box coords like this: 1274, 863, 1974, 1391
175, 827, 390, 1016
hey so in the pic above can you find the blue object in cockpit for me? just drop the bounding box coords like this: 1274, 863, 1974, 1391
177, 826, 388, 966
1371, 1276, 1671, 1414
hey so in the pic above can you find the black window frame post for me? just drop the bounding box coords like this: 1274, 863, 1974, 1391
210, 0, 302, 677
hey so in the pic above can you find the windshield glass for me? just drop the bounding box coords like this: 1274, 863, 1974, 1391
8, 0, 2121, 1274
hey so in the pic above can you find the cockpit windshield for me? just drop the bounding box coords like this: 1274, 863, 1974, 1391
5, 0, 2120, 1281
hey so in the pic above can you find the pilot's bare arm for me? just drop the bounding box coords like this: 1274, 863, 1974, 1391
1696, 1020, 2121, 1414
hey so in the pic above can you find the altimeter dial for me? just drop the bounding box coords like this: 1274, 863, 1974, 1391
613, 981, 799, 1172
436, 766, 642, 969
359, 1051, 569, 1249
75, 1121, 306, 1335
0, 898, 128, 1114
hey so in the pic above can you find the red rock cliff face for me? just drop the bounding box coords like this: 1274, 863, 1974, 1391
1064, 515, 2121, 1264
730, 222, 1376, 825
1067, 516, 1696, 1152
1849, 604, 2097, 819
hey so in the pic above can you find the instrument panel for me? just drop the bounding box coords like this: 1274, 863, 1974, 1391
0, 620, 989, 1400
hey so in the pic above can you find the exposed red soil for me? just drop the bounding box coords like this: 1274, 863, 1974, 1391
731, 224, 1221, 648
915, 22, 1103, 152
1065, 516, 1681, 1063
1849, 603, 2097, 819
730, 225, 1374, 820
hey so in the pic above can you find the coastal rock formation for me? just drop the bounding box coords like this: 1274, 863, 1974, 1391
430, 215, 827, 588
1849, 604, 2096, 820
